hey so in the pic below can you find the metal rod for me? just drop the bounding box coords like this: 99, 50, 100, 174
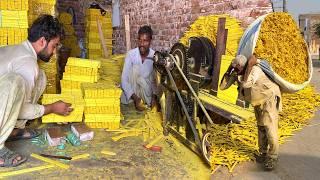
168, 54, 214, 124
283, 0, 287, 12
165, 67, 201, 146
39, 154, 72, 160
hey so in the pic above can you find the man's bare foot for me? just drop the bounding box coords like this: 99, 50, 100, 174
135, 100, 145, 111
9, 129, 31, 138
7, 129, 40, 141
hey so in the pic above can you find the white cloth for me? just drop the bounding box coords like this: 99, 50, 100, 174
15, 69, 46, 129
240, 65, 282, 111
120, 48, 156, 105
0, 41, 45, 122
0, 73, 26, 148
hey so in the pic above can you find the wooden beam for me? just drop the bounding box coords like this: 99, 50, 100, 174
125, 15, 131, 52
97, 19, 108, 58
222, 29, 228, 56
211, 18, 227, 96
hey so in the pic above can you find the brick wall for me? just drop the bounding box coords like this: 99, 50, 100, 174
113, 0, 272, 54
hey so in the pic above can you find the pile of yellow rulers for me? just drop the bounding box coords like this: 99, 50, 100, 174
180, 14, 244, 104
85, 9, 113, 59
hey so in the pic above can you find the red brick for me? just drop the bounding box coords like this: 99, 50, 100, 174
109, 0, 272, 53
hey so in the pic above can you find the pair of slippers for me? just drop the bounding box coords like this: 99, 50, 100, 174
6, 129, 40, 142
0, 129, 41, 167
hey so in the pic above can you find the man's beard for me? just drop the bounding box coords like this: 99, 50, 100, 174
139, 47, 149, 56
38, 43, 52, 62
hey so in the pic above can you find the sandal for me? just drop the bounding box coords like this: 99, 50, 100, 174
264, 157, 278, 171
0, 147, 27, 167
7, 129, 40, 142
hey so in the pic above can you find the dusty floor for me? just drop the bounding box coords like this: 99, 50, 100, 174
1, 61, 320, 179
0, 103, 210, 179
211, 60, 320, 180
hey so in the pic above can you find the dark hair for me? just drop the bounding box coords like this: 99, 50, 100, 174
138, 25, 153, 39
28, 14, 64, 43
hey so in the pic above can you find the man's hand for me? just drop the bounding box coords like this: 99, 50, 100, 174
44, 100, 73, 116
248, 55, 258, 67
244, 55, 258, 81
150, 95, 159, 111
131, 94, 145, 111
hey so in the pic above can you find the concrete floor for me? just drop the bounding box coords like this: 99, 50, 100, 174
211, 60, 320, 180
0, 104, 210, 179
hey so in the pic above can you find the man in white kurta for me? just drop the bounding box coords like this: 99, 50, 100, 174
0, 15, 72, 167
121, 25, 157, 111
0, 41, 47, 129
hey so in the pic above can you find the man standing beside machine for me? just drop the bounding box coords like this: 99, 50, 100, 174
224, 54, 282, 171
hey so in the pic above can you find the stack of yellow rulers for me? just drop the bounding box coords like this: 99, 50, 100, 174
85, 9, 113, 59
0, 10, 28, 28
61, 57, 101, 96
99, 55, 124, 84
38, 56, 59, 94
59, 12, 80, 57
0, 0, 28, 11
82, 83, 122, 129
63, 57, 101, 83
0, 28, 27, 46
28, 0, 56, 25
42, 56, 125, 127
41, 94, 85, 123
0, 0, 28, 46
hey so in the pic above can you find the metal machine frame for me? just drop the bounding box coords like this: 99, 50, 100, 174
153, 18, 242, 164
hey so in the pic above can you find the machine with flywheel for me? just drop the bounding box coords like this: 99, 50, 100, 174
153, 18, 255, 164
